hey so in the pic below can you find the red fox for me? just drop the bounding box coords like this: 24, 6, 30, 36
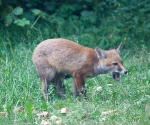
32, 38, 127, 100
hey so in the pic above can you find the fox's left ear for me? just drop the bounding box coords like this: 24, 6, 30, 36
115, 42, 122, 53
95, 47, 107, 59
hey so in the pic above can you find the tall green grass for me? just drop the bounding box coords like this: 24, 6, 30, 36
0, 30, 150, 124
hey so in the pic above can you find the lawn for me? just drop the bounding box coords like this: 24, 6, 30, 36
0, 37, 150, 125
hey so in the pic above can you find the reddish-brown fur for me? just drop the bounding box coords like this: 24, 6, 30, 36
32, 38, 127, 100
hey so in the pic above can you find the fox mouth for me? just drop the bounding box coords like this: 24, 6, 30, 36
113, 72, 120, 81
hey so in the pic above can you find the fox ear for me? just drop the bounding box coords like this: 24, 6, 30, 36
95, 47, 107, 59
115, 42, 122, 53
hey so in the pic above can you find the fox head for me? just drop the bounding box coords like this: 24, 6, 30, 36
95, 43, 127, 81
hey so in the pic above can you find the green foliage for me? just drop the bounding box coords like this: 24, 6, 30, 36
12, 6, 23, 15
0, 5, 29, 26
0, 0, 150, 47
14, 18, 30, 26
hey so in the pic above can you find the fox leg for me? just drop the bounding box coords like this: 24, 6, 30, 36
73, 78, 78, 96
73, 73, 86, 97
41, 78, 49, 100
38, 66, 56, 100
54, 74, 65, 98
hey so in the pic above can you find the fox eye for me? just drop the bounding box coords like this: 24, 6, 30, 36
113, 63, 118, 66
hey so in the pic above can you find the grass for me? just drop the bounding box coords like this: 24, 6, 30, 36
0, 35, 150, 125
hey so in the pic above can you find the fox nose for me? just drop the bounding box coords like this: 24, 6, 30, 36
124, 70, 128, 74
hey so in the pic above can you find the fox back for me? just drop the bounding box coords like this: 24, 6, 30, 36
32, 38, 127, 100
32, 39, 96, 75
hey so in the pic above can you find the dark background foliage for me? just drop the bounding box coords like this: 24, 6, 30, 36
0, 0, 150, 49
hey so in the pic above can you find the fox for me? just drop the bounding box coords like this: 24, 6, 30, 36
32, 38, 127, 100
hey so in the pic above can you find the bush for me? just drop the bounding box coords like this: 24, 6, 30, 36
0, 0, 150, 49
